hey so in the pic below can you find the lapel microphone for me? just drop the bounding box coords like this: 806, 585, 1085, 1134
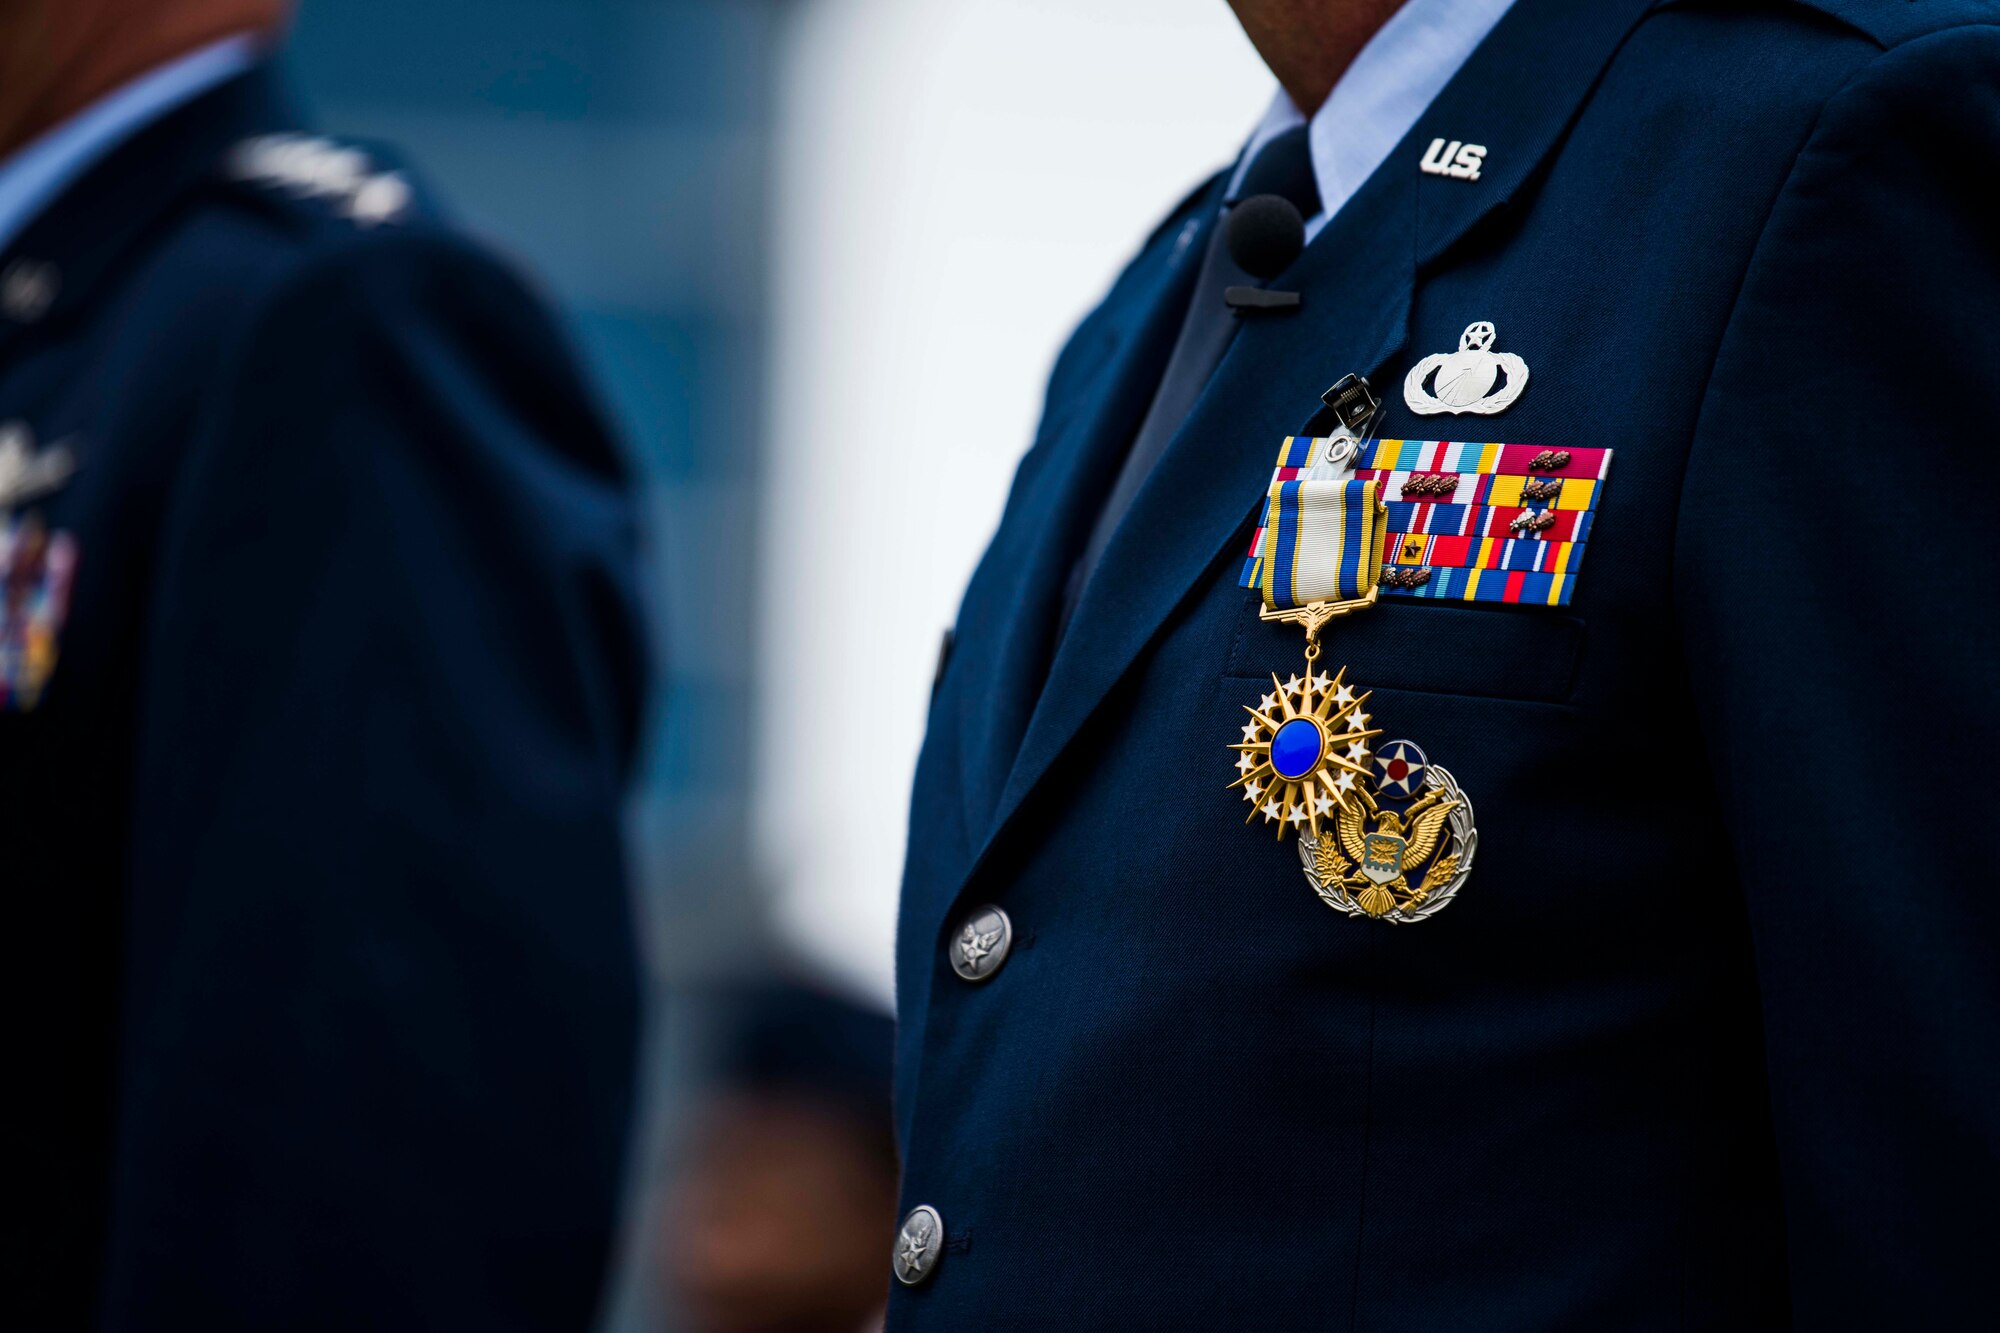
1224, 193, 1306, 314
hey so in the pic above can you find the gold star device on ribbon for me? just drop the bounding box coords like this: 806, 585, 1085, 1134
1229, 376, 1479, 923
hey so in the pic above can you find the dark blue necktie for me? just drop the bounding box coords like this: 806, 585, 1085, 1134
1061, 124, 1322, 626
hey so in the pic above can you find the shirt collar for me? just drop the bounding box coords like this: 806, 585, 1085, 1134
0, 33, 266, 257
1228, 0, 1518, 239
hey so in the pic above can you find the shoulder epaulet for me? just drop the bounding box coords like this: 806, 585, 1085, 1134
1766, 0, 1999, 49
220, 133, 426, 229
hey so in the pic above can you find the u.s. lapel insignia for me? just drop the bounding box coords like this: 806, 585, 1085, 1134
1403, 321, 1528, 416
0, 422, 77, 512
1418, 138, 1486, 181
1228, 375, 1479, 923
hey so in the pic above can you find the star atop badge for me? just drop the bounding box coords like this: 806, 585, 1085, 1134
1373, 739, 1430, 799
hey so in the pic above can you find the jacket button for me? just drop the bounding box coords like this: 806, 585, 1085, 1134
1, 259, 60, 324
894, 1204, 945, 1286
949, 905, 1013, 983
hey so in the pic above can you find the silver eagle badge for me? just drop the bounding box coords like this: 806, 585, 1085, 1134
0, 423, 78, 513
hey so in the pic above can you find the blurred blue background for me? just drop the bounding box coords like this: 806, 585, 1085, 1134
287, 3, 787, 1327
291, 0, 779, 972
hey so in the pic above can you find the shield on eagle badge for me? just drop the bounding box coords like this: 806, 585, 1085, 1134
1361, 832, 1406, 885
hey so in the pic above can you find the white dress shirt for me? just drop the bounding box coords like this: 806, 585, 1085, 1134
1228, 0, 1518, 239
0, 34, 264, 257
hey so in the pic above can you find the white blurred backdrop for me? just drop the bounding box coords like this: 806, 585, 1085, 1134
760, 0, 1271, 1004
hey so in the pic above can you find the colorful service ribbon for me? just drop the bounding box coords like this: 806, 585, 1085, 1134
0, 515, 79, 713
1242, 436, 1615, 610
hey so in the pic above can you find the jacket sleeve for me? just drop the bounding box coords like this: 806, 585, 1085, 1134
1675, 26, 2000, 1325
99, 228, 649, 1331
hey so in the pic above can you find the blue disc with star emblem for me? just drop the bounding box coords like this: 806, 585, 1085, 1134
1373, 739, 1429, 799
1269, 718, 1325, 781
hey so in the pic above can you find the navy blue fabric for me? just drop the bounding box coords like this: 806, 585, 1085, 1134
0, 66, 644, 1330
893, 1, 2000, 1327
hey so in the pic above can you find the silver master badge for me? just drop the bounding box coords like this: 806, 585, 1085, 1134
1403, 321, 1529, 416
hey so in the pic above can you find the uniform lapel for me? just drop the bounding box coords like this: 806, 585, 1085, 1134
989, 167, 1417, 845
952, 186, 1222, 829
964, 0, 1662, 884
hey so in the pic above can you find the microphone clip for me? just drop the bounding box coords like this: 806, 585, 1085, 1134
1226, 285, 1302, 315
1223, 193, 1308, 317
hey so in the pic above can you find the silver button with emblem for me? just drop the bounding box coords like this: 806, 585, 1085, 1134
894, 1204, 945, 1286
1, 260, 60, 324
949, 905, 1013, 983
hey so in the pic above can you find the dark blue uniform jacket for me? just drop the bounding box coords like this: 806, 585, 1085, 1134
894, 0, 2000, 1327
0, 66, 644, 1329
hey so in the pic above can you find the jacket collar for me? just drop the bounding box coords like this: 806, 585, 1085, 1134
943, 0, 1663, 918
0, 35, 266, 258
0, 62, 299, 358
1233, 0, 1520, 240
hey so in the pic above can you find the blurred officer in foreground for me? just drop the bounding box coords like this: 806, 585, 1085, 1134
1, 1, 646, 1327
662, 982, 897, 1333
892, 0, 1999, 1327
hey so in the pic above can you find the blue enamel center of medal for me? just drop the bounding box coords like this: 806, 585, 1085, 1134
1269, 719, 1325, 781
